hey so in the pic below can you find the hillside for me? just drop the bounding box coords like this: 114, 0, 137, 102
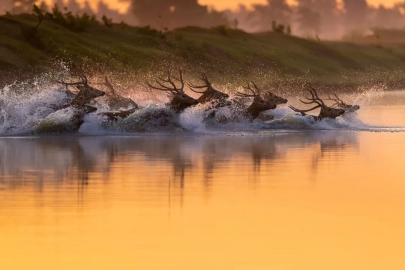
1, 13, 405, 91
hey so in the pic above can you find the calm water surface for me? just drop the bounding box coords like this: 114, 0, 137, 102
1, 91, 405, 269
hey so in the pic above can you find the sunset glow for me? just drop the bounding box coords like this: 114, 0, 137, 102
38, 0, 401, 13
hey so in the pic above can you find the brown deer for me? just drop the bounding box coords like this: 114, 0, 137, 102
56, 75, 105, 108
262, 90, 288, 107
188, 74, 229, 105
236, 82, 277, 120
101, 76, 139, 110
97, 76, 140, 122
289, 89, 345, 120
37, 75, 106, 133
146, 70, 198, 112
326, 93, 360, 113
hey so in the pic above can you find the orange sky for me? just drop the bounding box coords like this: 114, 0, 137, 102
41, 0, 401, 13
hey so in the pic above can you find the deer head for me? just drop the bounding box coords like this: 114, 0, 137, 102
57, 74, 105, 107
146, 70, 198, 112
263, 90, 288, 106
188, 73, 229, 104
326, 93, 360, 113
236, 82, 277, 119
289, 89, 345, 120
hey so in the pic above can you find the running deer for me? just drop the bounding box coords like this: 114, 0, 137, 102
236, 82, 277, 119
289, 89, 345, 120
146, 70, 198, 112
56, 74, 105, 108
188, 73, 229, 105
326, 93, 360, 113
98, 76, 140, 121
262, 90, 288, 107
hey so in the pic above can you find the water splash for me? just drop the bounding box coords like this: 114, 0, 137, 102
0, 77, 404, 136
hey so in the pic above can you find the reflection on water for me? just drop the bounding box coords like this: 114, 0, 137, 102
1, 132, 405, 270
0, 132, 358, 192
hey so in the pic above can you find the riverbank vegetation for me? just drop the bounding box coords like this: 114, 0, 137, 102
1, 8, 405, 91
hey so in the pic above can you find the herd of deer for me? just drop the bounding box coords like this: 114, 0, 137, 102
49, 69, 360, 132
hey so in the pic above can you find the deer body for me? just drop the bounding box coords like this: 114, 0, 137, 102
147, 70, 198, 113
326, 94, 360, 114
245, 96, 277, 119
237, 82, 278, 120
263, 91, 288, 107
289, 89, 345, 120
188, 74, 229, 105
39, 75, 106, 133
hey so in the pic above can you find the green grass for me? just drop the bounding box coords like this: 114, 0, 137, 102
2, 14, 405, 91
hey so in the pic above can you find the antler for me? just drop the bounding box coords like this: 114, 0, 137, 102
299, 88, 325, 106
326, 93, 345, 107
146, 69, 185, 95
188, 73, 212, 94
236, 82, 261, 98
56, 74, 88, 87
289, 105, 321, 116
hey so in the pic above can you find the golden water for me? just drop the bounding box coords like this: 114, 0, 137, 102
1, 91, 405, 270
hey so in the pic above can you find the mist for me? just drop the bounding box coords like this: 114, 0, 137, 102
3, 0, 405, 40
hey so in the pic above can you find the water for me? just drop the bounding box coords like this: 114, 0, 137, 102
1, 90, 405, 269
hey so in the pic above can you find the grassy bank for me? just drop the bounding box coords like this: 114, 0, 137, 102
1, 13, 405, 92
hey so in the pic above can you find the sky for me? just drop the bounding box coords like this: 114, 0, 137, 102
40, 0, 401, 13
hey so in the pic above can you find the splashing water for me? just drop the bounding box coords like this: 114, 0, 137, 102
1, 76, 405, 136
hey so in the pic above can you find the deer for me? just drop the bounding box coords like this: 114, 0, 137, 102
101, 76, 139, 110
146, 69, 198, 112
262, 90, 288, 107
188, 73, 230, 106
36, 75, 106, 133
289, 89, 345, 120
235, 82, 277, 120
326, 93, 360, 113
97, 76, 140, 122
56, 74, 105, 109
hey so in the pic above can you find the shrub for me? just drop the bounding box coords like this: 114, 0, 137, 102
44, 4, 96, 32
102, 15, 113, 28
137, 26, 166, 39
272, 21, 285, 34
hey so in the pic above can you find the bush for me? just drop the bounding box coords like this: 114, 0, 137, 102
102, 15, 113, 28
212, 25, 230, 37
44, 4, 96, 32
272, 21, 286, 34
137, 26, 166, 40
